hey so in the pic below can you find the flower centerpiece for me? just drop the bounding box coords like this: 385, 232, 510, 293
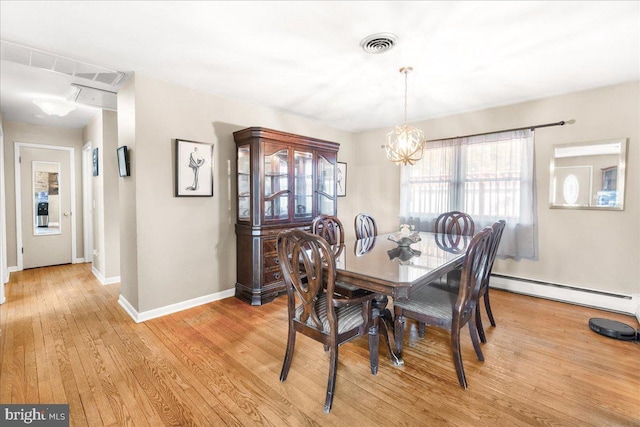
389, 224, 420, 247
399, 223, 413, 235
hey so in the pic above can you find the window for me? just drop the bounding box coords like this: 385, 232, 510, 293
400, 129, 536, 259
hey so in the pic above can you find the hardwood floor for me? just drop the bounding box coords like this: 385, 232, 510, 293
1, 263, 638, 426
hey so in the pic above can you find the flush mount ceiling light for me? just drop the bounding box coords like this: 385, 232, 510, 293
385, 67, 426, 166
360, 33, 398, 54
32, 99, 76, 117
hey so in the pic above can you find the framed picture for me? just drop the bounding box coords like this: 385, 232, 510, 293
337, 162, 347, 197
92, 148, 99, 176
117, 146, 130, 177
175, 139, 214, 197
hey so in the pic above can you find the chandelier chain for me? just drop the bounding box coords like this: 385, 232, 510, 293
404, 69, 408, 126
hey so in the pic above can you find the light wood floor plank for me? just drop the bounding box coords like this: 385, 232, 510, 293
1, 263, 639, 426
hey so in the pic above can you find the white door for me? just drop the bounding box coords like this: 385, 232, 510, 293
20, 146, 73, 269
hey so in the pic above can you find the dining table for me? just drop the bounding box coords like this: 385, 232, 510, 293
334, 231, 470, 366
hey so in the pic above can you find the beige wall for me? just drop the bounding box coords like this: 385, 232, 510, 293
117, 76, 138, 308
346, 81, 639, 297
121, 73, 353, 312
3, 121, 85, 267
83, 110, 120, 280
336, 130, 403, 239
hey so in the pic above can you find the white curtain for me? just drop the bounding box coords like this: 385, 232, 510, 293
400, 129, 537, 259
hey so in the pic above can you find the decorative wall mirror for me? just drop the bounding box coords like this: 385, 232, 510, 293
549, 138, 627, 210
33, 161, 62, 235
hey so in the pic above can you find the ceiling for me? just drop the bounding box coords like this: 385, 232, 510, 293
1, 1, 638, 132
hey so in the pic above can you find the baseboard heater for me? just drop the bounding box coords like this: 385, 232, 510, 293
489, 274, 637, 316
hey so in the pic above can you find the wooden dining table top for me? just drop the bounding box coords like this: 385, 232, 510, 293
335, 231, 470, 299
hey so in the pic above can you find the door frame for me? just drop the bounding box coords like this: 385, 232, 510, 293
14, 142, 77, 271
82, 142, 93, 263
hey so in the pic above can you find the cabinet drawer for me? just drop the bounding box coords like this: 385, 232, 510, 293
264, 254, 280, 268
264, 266, 283, 285
263, 238, 277, 254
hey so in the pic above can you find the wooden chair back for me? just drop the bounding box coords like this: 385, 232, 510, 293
484, 220, 506, 286
354, 213, 378, 239
311, 215, 344, 257
435, 211, 475, 236
475, 219, 506, 341
454, 226, 493, 329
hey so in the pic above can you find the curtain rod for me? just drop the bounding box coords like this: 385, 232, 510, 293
425, 120, 569, 143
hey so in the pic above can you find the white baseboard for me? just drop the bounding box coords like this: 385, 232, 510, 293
118, 288, 236, 323
490, 275, 638, 315
74, 257, 85, 264
91, 266, 121, 285
5, 266, 18, 284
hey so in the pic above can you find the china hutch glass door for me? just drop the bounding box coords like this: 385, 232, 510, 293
316, 153, 336, 215
294, 151, 313, 220
237, 145, 250, 220
264, 147, 289, 221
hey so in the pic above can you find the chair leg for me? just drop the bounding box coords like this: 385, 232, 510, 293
394, 314, 406, 356
324, 343, 338, 413
369, 317, 379, 375
468, 320, 484, 362
446, 269, 461, 287
418, 322, 426, 338
280, 324, 296, 382
476, 306, 487, 344
484, 291, 496, 327
451, 328, 467, 389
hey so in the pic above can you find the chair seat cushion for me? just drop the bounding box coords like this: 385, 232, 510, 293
395, 283, 457, 321
295, 293, 365, 334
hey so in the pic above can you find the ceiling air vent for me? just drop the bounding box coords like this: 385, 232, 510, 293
1, 40, 127, 87
68, 84, 117, 111
360, 33, 398, 54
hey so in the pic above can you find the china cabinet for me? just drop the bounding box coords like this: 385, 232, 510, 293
234, 127, 340, 305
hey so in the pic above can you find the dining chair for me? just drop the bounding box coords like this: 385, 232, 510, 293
435, 211, 475, 236
435, 219, 506, 343
312, 215, 366, 296
419, 211, 476, 335
393, 226, 493, 389
277, 229, 380, 413
354, 213, 378, 239
311, 215, 344, 258
475, 220, 506, 342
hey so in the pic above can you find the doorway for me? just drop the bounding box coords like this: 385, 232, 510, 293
15, 143, 77, 270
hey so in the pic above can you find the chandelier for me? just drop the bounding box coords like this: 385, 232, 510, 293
385, 67, 426, 166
